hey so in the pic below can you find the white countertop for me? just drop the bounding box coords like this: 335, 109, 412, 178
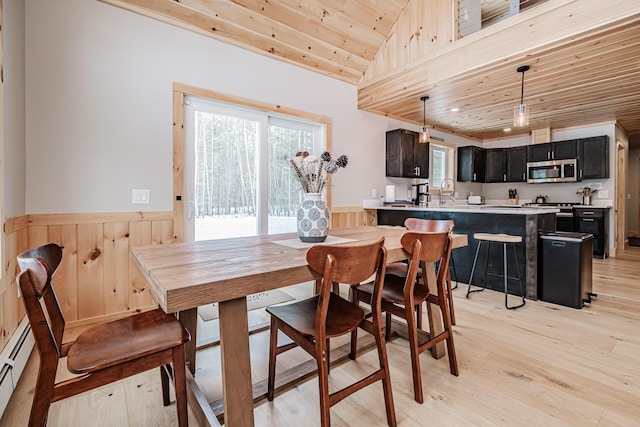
375, 204, 559, 215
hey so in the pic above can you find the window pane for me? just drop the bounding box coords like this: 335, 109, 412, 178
194, 111, 259, 240
432, 148, 447, 187
268, 125, 314, 234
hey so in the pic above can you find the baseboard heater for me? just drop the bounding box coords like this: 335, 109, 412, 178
0, 316, 35, 418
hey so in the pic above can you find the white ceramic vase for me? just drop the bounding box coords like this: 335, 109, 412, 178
297, 192, 330, 243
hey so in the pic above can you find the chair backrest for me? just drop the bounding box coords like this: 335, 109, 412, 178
306, 237, 387, 332
404, 218, 454, 234
401, 231, 453, 297
17, 243, 66, 359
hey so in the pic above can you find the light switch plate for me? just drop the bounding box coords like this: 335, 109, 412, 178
132, 189, 150, 204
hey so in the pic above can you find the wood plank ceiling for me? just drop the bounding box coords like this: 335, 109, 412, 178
100, 0, 640, 143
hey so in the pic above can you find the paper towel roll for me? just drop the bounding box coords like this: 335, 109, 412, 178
385, 185, 395, 202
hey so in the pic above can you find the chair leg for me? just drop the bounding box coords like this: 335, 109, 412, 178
349, 327, 358, 360
440, 294, 459, 377
405, 303, 423, 404
349, 290, 359, 360
446, 269, 456, 326
267, 318, 279, 401
466, 240, 486, 297
316, 341, 331, 427
450, 255, 458, 290
385, 312, 392, 341
161, 364, 171, 406
171, 346, 189, 427
371, 316, 397, 426
29, 360, 58, 427
326, 339, 331, 374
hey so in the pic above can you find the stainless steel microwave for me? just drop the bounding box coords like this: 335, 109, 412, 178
527, 159, 578, 183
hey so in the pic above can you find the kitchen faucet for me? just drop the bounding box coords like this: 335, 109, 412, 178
439, 178, 456, 205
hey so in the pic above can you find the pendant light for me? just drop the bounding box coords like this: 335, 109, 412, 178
419, 96, 430, 143
513, 65, 530, 127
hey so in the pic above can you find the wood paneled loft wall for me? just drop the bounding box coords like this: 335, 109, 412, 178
363, 0, 456, 81
0, 208, 367, 353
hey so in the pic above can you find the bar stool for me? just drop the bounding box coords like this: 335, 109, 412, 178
466, 233, 526, 309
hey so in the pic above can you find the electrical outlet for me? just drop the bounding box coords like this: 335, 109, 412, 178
598, 190, 608, 199
132, 189, 150, 204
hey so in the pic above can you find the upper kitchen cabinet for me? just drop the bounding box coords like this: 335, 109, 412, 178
578, 135, 609, 180
483, 146, 527, 183
485, 149, 507, 183
457, 145, 486, 182
527, 139, 577, 162
506, 146, 527, 182
385, 129, 428, 178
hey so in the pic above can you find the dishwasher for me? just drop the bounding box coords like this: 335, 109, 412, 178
538, 231, 595, 309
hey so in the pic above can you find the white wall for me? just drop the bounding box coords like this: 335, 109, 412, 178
3, 0, 26, 218
26, 0, 477, 213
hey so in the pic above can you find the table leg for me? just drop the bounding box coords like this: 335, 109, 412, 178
179, 308, 198, 374
218, 297, 254, 427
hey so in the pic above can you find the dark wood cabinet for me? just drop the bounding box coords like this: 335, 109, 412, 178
552, 139, 578, 160
578, 135, 609, 180
460, 135, 607, 185
484, 146, 526, 183
527, 139, 577, 162
506, 146, 527, 182
527, 143, 552, 162
574, 207, 609, 258
457, 146, 486, 182
485, 149, 507, 182
385, 129, 428, 178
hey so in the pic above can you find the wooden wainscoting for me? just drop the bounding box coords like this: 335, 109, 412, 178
330, 206, 377, 229
26, 212, 176, 325
1, 211, 176, 345
1, 216, 30, 352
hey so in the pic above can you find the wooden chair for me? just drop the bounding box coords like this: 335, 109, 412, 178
17, 243, 191, 427
266, 238, 396, 427
351, 231, 458, 404
386, 218, 458, 325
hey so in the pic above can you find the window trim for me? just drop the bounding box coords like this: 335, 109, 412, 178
172, 82, 332, 242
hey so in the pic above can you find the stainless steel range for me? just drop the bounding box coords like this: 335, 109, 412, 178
523, 202, 578, 232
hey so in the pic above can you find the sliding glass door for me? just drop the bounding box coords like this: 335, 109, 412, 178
185, 98, 323, 241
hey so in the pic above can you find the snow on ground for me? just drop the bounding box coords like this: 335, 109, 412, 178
195, 215, 297, 240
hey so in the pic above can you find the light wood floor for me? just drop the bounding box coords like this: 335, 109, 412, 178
2, 247, 640, 426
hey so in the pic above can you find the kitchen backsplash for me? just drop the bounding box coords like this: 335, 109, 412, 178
479, 181, 611, 204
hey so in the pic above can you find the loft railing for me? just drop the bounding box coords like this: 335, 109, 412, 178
459, 0, 549, 37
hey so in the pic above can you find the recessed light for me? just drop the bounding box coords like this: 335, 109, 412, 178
450, 107, 459, 112
503, 128, 512, 132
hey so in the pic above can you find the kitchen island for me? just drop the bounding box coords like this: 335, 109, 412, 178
373, 204, 558, 300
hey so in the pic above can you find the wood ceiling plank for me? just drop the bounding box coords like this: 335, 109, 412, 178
323, 0, 408, 37
181, 0, 370, 68
225, 0, 387, 60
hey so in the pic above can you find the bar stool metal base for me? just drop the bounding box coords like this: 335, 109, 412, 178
466, 233, 526, 310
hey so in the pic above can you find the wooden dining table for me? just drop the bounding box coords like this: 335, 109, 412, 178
131, 225, 467, 427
